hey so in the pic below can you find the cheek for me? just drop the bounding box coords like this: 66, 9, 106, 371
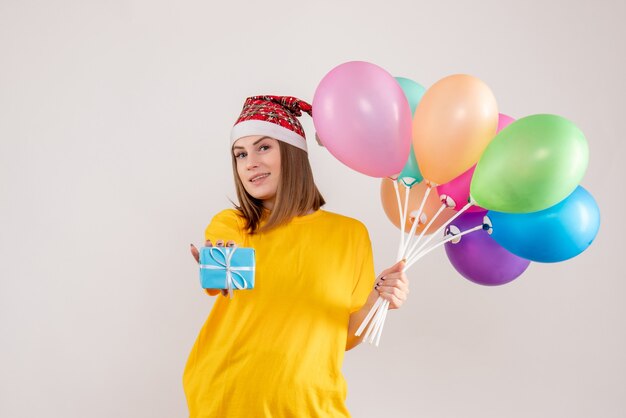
236, 163, 246, 183
271, 152, 281, 171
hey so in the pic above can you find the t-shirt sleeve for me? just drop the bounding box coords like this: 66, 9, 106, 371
204, 209, 245, 245
349, 224, 376, 313
202, 209, 245, 296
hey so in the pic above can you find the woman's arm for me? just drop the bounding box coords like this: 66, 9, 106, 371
346, 260, 409, 351
346, 289, 380, 350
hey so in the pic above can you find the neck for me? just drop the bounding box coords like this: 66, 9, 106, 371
262, 198, 275, 211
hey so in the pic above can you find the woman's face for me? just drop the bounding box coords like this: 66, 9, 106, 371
232, 135, 281, 210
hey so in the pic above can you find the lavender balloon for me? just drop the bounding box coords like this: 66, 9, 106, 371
444, 212, 530, 286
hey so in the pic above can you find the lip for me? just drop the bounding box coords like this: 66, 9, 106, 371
249, 173, 270, 183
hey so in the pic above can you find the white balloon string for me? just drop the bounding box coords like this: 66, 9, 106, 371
369, 299, 386, 344
393, 181, 405, 261
367, 301, 387, 344
397, 184, 412, 261
355, 296, 384, 337
405, 201, 473, 263
370, 299, 388, 343
403, 203, 446, 262
363, 304, 380, 342
375, 302, 390, 347
400, 185, 432, 258
406, 224, 483, 270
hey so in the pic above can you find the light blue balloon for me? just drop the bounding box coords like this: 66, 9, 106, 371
398, 144, 423, 186
487, 186, 600, 263
395, 77, 426, 115
395, 77, 426, 186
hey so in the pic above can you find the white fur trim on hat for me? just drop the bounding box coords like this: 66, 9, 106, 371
230, 119, 308, 152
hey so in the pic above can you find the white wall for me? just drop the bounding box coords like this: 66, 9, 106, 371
1, 0, 624, 416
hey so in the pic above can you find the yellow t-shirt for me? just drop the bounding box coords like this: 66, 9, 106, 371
183, 208, 375, 417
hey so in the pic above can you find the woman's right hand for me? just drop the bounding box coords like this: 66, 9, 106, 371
190, 239, 235, 297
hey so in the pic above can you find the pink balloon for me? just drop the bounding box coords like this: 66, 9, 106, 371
312, 61, 412, 178
497, 113, 515, 132
436, 114, 515, 212
437, 167, 486, 212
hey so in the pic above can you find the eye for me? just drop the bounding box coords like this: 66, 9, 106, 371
259, 144, 270, 151
234, 152, 247, 159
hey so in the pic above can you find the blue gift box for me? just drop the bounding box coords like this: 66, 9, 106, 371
199, 246, 255, 296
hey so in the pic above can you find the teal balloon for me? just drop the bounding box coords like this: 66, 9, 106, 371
395, 77, 426, 115
470, 114, 589, 213
487, 186, 600, 263
395, 77, 425, 187
398, 144, 423, 187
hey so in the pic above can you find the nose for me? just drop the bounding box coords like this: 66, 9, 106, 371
246, 155, 260, 170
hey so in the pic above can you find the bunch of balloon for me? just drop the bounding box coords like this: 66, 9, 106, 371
314, 63, 601, 347
357, 74, 502, 345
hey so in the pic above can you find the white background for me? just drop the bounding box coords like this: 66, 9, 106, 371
1, 0, 624, 417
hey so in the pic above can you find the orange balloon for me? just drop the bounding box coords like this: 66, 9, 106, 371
380, 178, 457, 235
412, 74, 498, 185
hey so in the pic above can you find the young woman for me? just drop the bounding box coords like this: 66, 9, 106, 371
184, 95, 409, 417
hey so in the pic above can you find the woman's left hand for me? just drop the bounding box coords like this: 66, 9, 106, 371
374, 260, 409, 309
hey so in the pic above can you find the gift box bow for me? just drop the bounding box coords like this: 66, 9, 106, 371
199, 246, 255, 298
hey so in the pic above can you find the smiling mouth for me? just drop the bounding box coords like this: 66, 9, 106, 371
250, 173, 270, 183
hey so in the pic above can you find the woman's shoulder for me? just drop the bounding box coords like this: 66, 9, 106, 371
212, 208, 245, 221
207, 208, 246, 229
318, 210, 369, 235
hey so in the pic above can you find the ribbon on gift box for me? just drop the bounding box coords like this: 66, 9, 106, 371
199, 246, 254, 298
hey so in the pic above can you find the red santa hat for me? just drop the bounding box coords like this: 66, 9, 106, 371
230, 95, 313, 152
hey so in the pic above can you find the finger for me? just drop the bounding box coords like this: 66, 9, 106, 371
381, 274, 408, 285
379, 292, 403, 310
226, 240, 235, 247
399, 272, 409, 284
205, 239, 213, 247
376, 279, 409, 293
190, 244, 200, 263
376, 260, 407, 279
375, 274, 406, 287
380, 271, 403, 281
376, 285, 407, 302
382, 272, 410, 288
391, 259, 406, 272
376, 285, 408, 300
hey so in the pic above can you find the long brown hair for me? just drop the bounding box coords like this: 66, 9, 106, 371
232, 140, 325, 234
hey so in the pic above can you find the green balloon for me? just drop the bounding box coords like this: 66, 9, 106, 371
470, 114, 589, 213
398, 144, 423, 187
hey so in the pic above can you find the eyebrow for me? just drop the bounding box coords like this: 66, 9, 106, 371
232, 136, 271, 150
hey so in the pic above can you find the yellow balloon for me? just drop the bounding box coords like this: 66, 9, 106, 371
412, 74, 498, 185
